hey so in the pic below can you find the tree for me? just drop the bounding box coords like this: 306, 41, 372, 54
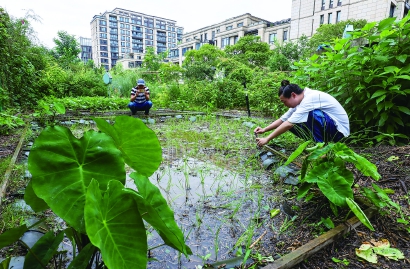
182, 44, 225, 81
142, 46, 167, 71
267, 35, 310, 71
224, 35, 271, 67
308, 19, 367, 51
52, 30, 81, 67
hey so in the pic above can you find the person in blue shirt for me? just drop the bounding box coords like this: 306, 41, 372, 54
128, 78, 153, 115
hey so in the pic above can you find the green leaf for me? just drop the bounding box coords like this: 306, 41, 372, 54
304, 162, 334, 183
398, 106, 410, 115
28, 126, 125, 232
377, 17, 396, 31
378, 112, 389, 127
0, 257, 10, 268
321, 217, 335, 229
24, 180, 49, 212
24, 231, 64, 269
67, 243, 95, 269
270, 209, 281, 218
53, 102, 66, 114
346, 198, 374, 231
384, 66, 399, 74
352, 153, 381, 180
362, 22, 377, 31
396, 55, 408, 63
0, 225, 28, 249
297, 182, 313, 200
85, 179, 147, 269
317, 173, 353, 207
356, 246, 378, 263
128, 173, 192, 256
362, 187, 386, 208
307, 143, 334, 161
284, 140, 311, 166
371, 90, 387, 99
94, 116, 162, 177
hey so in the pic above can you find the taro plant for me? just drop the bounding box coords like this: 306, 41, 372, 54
0, 116, 191, 268
0, 111, 25, 134
285, 141, 381, 230
32, 99, 66, 126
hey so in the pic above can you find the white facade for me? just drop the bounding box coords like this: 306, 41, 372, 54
178, 13, 291, 65
290, 0, 410, 40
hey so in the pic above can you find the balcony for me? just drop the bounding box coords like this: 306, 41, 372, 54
132, 34, 143, 39
157, 37, 167, 42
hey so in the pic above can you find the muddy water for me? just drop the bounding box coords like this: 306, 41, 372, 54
126, 157, 279, 269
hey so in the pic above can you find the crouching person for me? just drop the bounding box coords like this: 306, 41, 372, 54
128, 78, 152, 115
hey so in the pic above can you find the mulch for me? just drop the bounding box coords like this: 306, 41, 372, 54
286, 145, 410, 269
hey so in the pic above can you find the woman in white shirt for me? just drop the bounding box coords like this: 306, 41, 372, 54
254, 80, 350, 146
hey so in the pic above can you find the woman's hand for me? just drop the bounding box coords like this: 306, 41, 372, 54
256, 137, 269, 147
253, 126, 265, 134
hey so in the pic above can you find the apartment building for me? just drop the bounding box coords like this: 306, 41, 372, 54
78, 37, 92, 64
90, 7, 183, 70
178, 13, 290, 65
290, 0, 410, 40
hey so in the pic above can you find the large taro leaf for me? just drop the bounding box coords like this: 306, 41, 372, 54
284, 140, 311, 166
28, 126, 125, 233
352, 153, 381, 180
94, 116, 162, 177
128, 172, 192, 256
346, 198, 374, 231
24, 180, 49, 212
316, 172, 353, 207
85, 179, 147, 269
304, 162, 335, 183
24, 230, 64, 269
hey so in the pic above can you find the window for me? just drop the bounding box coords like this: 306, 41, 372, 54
221, 37, 230, 48
145, 34, 153, 40
101, 58, 109, 63
226, 25, 233, 30
100, 27, 107, 32
234, 36, 239, 44
100, 33, 107, 38
329, 0, 334, 8
390, 3, 396, 17
204, 33, 208, 40
321, 0, 326, 10
283, 30, 288, 41
100, 52, 108, 57
146, 29, 153, 34
100, 39, 108, 45
237, 22, 243, 27
320, 15, 324, 25
145, 40, 153, 45
121, 42, 125, 47
110, 34, 118, 40
336, 11, 341, 22
110, 40, 118, 46
337, 0, 342, 6
328, 13, 333, 24
216, 29, 220, 33
99, 20, 107, 26
269, 33, 277, 43
100, 46, 108, 51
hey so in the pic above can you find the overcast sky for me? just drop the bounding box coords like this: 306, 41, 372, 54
3, 0, 292, 49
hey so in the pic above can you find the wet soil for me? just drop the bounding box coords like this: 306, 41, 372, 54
0, 113, 409, 269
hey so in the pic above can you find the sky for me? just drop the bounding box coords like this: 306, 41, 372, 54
3, 0, 292, 49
